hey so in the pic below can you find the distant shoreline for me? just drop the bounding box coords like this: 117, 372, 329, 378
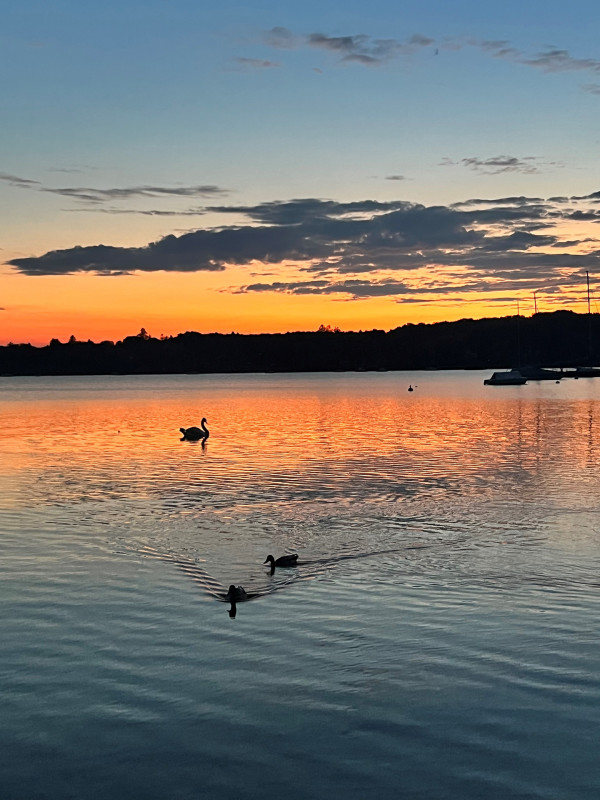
1, 310, 598, 376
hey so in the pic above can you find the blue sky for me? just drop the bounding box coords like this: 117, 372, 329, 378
2, 0, 600, 342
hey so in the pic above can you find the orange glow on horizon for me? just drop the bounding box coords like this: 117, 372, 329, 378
2, 214, 599, 346
1, 290, 593, 347
1, 268, 596, 347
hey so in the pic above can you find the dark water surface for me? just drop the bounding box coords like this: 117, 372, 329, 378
1, 372, 599, 799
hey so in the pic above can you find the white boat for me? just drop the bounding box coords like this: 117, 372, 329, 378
484, 369, 527, 386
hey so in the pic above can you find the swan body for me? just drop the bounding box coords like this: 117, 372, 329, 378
264, 554, 298, 568
180, 418, 209, 440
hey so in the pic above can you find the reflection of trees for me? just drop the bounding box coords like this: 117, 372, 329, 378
1, 310, 599, 375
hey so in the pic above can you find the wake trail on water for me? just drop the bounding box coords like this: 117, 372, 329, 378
137, 545, 297, 601
132, 538, 472, 604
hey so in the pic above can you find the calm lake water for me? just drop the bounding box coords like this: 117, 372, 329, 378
1, 371, 599, 799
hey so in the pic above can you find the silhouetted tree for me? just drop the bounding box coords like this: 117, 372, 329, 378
1, 311, 598, 376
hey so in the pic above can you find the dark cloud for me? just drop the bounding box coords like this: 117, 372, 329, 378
571, 190, 600, 201
475, 231, 559, 251
550, 239, 596, 247
240, 278, 412, 298
308, 33, 365, 54
453, 196, 543, 207
307, 33, 400, 64
9, 198, 479, 276
569, 210, 600, 221
208, 197, 410, 225
7, 194, 600, 304
457, 204, 551, 225
582, 83, 600, 95
385, 175, 406, 181
307, 31, 434, 65
241, 279, 330, 293
8, 222, 322, 276
238, 276, 514, 300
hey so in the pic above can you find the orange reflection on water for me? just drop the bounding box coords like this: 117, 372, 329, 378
1, 374, 600, 517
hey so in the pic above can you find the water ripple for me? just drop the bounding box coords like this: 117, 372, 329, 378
2, 373, 600, 799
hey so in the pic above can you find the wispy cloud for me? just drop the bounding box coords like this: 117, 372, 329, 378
441, 155, 562, 175
453, 196, 544, 207
582, 83, 600, 95
263, 26, 299, 49
68, 206, 206, 217
233, 57, 280, 70
258, 26, 600, 85
47, 166, 97, 174
0, 172, 40, 188
0, 172, 230, 211
261, 27, 434, 66
238, 277, 500, 300
307, 33, 417, 65
385, 175, 406, 181
42, 184, 228, 203
475, 40, 600, 75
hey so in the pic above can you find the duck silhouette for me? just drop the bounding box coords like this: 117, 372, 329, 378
264, 554, 299, 570
225, 584, 247, 602
180, 418, 209, 440
224, 584, 249, 618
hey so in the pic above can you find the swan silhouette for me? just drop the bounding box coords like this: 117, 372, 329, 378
264, 554, 299, 568
180, 418, 209, 440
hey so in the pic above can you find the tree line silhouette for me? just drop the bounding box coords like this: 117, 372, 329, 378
1, 311, 598, 375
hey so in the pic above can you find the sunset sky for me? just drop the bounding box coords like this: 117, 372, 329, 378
2, 0, 600, 345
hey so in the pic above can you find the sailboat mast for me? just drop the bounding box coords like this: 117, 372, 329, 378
516, 300, 521, 367
587, 271, 591, 315
587, 271, 592, 364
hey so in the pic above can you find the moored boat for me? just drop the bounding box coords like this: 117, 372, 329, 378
562, 366, 600, 378
484, 369, 527, 386
518, 366, 563, 380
